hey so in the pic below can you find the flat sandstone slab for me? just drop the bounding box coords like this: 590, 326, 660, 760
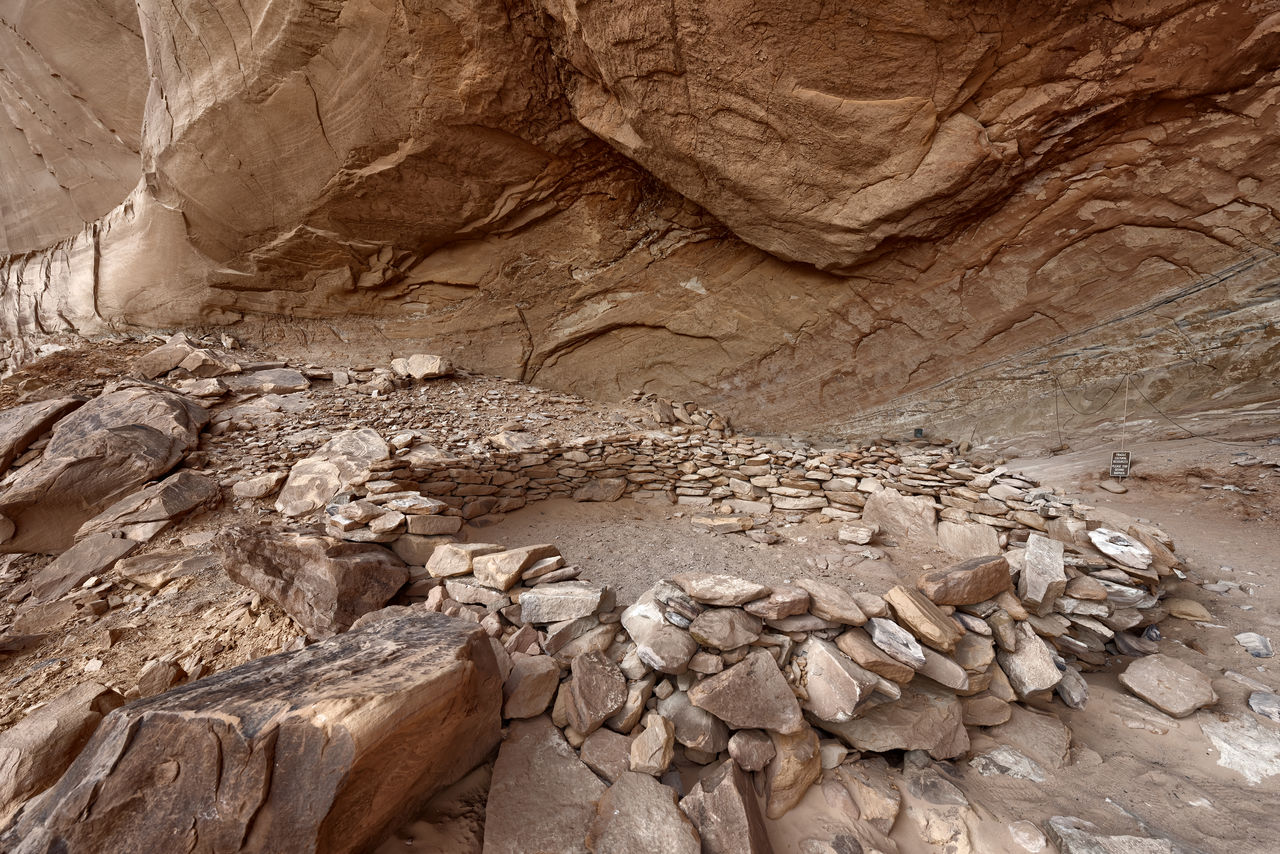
3, 613, 502, 854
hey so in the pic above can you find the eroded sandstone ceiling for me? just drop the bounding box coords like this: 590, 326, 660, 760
1, 0, 1278, 439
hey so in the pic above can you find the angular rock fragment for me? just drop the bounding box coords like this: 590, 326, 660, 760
836, 627, 917, 683
672, 572, 770, 606
689, 607, 762, 649
567, 651, 628, 735
426, 542, 504, 578
0, 385, 208, 553
688, 648, 803, 733
231, 471, 287, 499
75, 470, 219, 542
1018, 533, 1068, 616
794, 577, 867, 625
223, 368, 310, 395
575, 478, 627, 502
503, 653, 561, 719
883, 586, 963, 652
917, 554, 1011, 606
680, 760, 772, 854
1119, 654, 1217, 718
764, 725, 822, 818
1088, 528, 1153, 570
862, 487, 938, 545
0, 682, 124, 826
275, 428, 389, 517
727, 729, 775, 772
656, 691, 729, 754
222, 525, 407, 638
521, 581, 612, 623
485, 714, 607, 853
743, 585, 809, 619
26, 532, 140, 603
995, 622, 1063, 699
473, 543, 560, 590
629, 713, 675, 776
580, 728, 635, 783
936, 520, 1001, 560
794, 637, 879, 723
866, 617, 927, 668
8, 614, 501, 854
0, 397, 82, 475
821, 685, 969, 760
621, 590, 698, 674
1047, 816, 1174, 853
586, 771, 700, 854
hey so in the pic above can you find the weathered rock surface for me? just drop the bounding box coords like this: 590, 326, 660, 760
4, 613, 501, 854
25, 532, 140, 603
688, 648, 803, 734
221, 525, 408, 639
679, 760, 772, 854
0, 386, 208, 553
586, 771, 700, 854
0, 398, 81, 475
485, 716, 606, 854
0, 682, 124, 826
917, 555, 1011, 606
822, 686, 969, 760
1119, 654, 1218, 718
75, 470, 219, 542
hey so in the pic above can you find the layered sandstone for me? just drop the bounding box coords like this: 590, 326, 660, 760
2, 1, 1278, 437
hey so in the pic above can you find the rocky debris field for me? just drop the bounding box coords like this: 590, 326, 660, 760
0, 335, 1277, 853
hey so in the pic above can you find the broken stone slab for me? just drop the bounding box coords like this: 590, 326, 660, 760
995, 622, 1063, 699
672, 572, 770, 606
129, 333, 196, 379
1119, 654, 1217, 718
691, 515, 754, 534
0, 385, 209, 554
391, 533, 454, 565
861, 487, 938, 545
688, 648, 803, 733
1235, 631, 1273, 658
1047, 816, 1175, 853
403, 353, 454, 379
177, 347, 242, 378
1248, 692, 1280, 723
1018, 533, 1068, 616
937, 520, 1001, 560
222, 368, 310, 395
743, 585, 810, 619
27, 532, 140, 603
567, 651, 628, 735
484, 715, 605, 854
275, 428, 390, 517
916, 647, 970, 692
821, 685, 969, 760
488, 431, 543, 452
1088, 528, 1153, 570
795, 637, 879, 723
837, 521, 877, 545
971, 746, 1047, 783
473, 544, 560, 591
622, 590, 698, 674
794, 577, 868, 625
689, 607, 762, 650
75, 470, 219, 543
586, 771, 700, 854
679, 759, 772, 854
574, 477, 627, 502
404, 514, 463, 535
230, 471, 288, 499
836, 627, 917, 683
221, 525, 408, 639
917, 554, 1011, 606
7, 613, 501, 854
988, 704, 1073, 770
866, 617, 927, 668
0, 682, 124, 826
426, 542, 504, 578
521, 581, 613, 623
883, 585, 963, 652
0, 397, 82, 475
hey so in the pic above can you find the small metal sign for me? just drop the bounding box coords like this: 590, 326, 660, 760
1110, 451, 1132, 479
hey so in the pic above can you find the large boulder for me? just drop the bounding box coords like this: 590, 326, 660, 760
0, 386, 208, 554
0, 682, 124, 826
75, 470, 220, 543
0, 397, 82, 475
221, 525, 408, 639
2, 613, 502, 854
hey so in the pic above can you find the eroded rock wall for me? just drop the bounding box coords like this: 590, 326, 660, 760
2, 0, 1279, 438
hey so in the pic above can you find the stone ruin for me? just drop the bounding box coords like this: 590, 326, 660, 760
0, 334, 1224, 854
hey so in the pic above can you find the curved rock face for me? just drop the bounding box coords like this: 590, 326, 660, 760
2, 1, 1279, 437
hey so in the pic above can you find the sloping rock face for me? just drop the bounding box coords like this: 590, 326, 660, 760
3, 2, 1279, 436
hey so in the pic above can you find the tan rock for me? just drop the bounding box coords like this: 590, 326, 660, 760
680, 759, 772, 854
917, 555, 1011, 606
503, 653, 561, 719
586, 771, 700, 854
836, 627, 917, 683
995, 622, 1063, 699
473, 544, 560, 590
688, 648, 803, 734
689, 607, 762, 650
727, 729, 775, 772
794, 577, 868, 625
795, 637, 879, 723
1119, 654, 1218, 718
743, 585, 810, 619
672, 573, 770, 606
567, 651, 628, 735
427, 542, 505, 578
937, 520, 1001, 560
629, 713, 675, 776
580, 728, 635, 783
1018, 534, 1068, 616
884, 585, 964, 652
862, 488, 938, 546
764, 725, 822, 818
822, 685, 969, 760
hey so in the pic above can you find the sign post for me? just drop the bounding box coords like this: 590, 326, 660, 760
1110, 451, 1131, 480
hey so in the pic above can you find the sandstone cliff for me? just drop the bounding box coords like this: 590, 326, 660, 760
2, 0, 1278, 439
